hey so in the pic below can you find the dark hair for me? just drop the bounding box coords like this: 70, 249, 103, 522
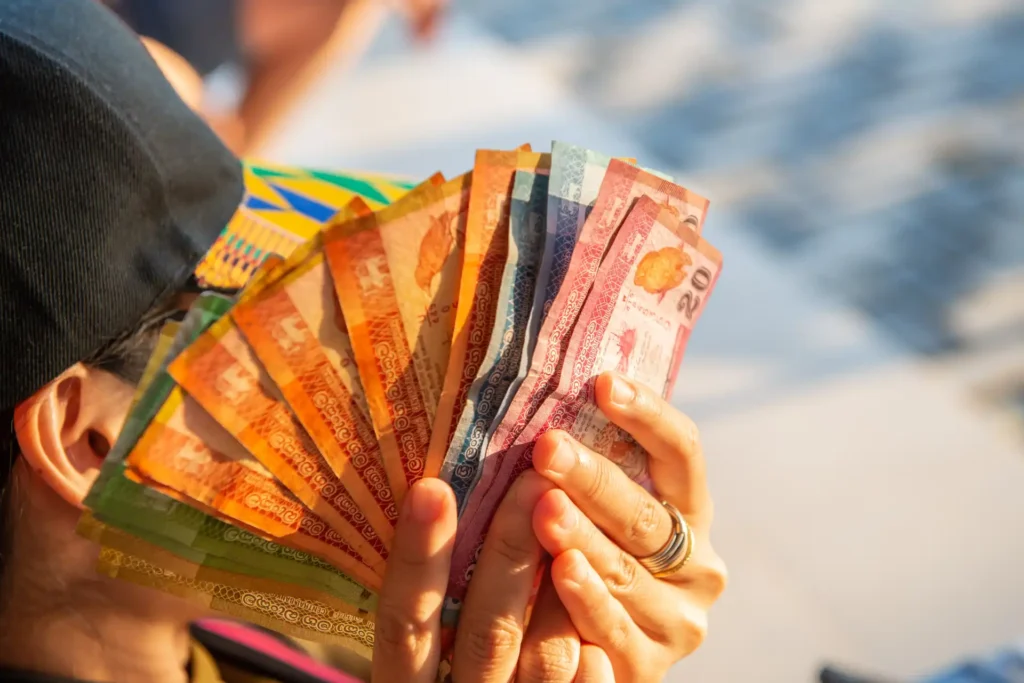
0, 293, 184, 578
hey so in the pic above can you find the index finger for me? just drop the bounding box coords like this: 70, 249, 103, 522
453, 472, 553, 682
594, 372, 710, 519
372, 479, 456, 683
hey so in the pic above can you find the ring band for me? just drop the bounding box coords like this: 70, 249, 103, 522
637, 501, 694, 578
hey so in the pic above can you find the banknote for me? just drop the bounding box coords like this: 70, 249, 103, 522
94, 542, 376, 656
337, 173, 469, 422
231, 172, 443, 300
119, 464, 275, 540
81, 512, 375, 618
324, 223, 422, 500
440, 153, 550, 510
428, 148, 531, 477
452, 193, 716, 602
87, 487, 378, 608
474, 146, 636, 492
540, 143, 621, 329
477, 160, 711, 479
477, 197, 720, 511
86, 294, 230, 512
126, 383, 381, 589
168, 315, 389, 575
84, 296, 375, 606
232, 248, 397, 543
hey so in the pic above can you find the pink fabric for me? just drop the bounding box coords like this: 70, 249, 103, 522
195, 618, 362, 683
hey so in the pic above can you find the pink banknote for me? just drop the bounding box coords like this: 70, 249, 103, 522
449, 196, 721, 602
481, 161, 710, 464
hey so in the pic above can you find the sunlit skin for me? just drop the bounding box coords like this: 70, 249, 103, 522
374, 372, 727, 682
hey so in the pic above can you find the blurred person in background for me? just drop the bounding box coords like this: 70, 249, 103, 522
821, 644, 1024, 683
102, 0, 448, 154
0, 2, 726, 682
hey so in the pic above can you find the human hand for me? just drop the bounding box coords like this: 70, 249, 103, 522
372, 474, 555, 682
395, 0, 448, 41
518, 371, 728, 681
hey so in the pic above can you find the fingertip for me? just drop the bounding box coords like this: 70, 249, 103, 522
406, 478, 456, 525
594, 371, 616, 403
531, 489, 573, 547
532, 430, 573, 478
595, 372, 635, 412
551, 549, 592, 589
532, 488, 565, 524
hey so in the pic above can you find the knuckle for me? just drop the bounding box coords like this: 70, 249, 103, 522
390, 538, 436, 574
390, 552, 430, 575
665, 603, 708, 654
684, 418, 702, 454
679, 612, 709, 653
626, 496, 663, 547
583, 456, 611, 501
573, 514, 598, 552
665, 413, 700, 460
517, 637, 579, 683
606, 617, 632, 652
490, 531, 539, 567
460, 613, 523, 665
374, 604, 432, 656
702, 554, 729, 599
605, 552, 641, 594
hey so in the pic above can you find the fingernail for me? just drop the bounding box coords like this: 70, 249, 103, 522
555, 496, 578, 532
407, 481, 447, 524
564, 553, 591, 587
609, 375, 636, 407
544, 434, 576, 476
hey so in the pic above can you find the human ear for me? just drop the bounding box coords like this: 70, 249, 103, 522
13, 363, 135, 508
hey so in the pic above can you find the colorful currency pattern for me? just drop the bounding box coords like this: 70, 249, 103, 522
450, 198, 721, 600
168, 316, 389, 582
85, 146, 722, 654
428, 148, 531, 477
440, 153, 551, 510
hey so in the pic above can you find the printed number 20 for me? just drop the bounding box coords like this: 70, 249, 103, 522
677, 266, 712, 320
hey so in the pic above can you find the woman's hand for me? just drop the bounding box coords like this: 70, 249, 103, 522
372, 473, 555, 682
371, 371, 726, 681
520, 371, 728, 681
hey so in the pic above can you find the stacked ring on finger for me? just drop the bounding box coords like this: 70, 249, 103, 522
637, 502, 694, 578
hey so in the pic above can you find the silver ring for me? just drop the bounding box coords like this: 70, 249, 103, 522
636, 501, 694, 578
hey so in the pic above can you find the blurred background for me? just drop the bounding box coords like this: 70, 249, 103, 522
120, 0, 1024, 680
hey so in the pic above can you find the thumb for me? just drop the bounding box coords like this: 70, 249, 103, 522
372, 478, 456, 682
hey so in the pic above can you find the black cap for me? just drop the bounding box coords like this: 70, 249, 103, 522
0, 0, 244, 412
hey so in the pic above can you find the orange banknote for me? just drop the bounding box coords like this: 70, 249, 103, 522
427, 148, 533, 475
167, 316, 388, 578
322, 177, 469, 504
232, 247, 396, 542
331, 174, 470, 422
125, 386, 381, 589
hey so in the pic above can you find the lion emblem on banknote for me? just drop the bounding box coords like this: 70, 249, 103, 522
415, 211, 456, 293
634, 246, 691, 298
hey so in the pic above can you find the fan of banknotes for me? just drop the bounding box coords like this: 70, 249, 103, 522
80, 142, 721, 661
